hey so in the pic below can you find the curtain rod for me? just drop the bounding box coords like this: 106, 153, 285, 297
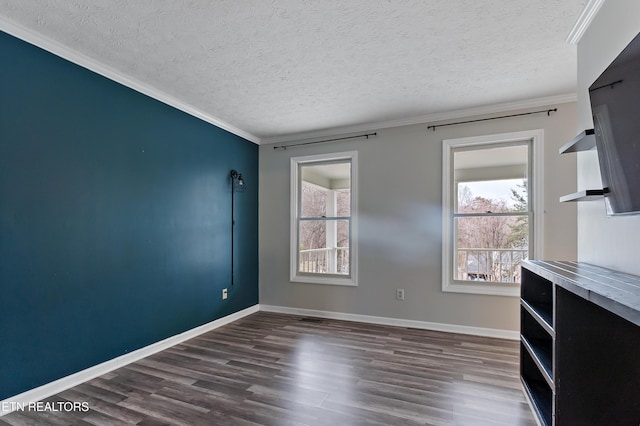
427, 108, 557, 131
273, 132, 377, 150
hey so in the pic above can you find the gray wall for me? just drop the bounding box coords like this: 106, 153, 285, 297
576, 1, 640, 275
259, 102, 577, 332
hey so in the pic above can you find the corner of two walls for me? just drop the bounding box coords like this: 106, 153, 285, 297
0, 31, 258, 400
259, 102, 578, 333
576, 2, 640, 275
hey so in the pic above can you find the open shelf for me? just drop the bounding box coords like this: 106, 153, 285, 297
521, 308, 553, 386
559, 189, 604, 203
521, 265, 554, 426
521, 346, 553, 426
522, 336, 553, 386
559, 130, 603, 204
521, 299, 554, 335
521, 268, 554, 328
559, 129, 596, 154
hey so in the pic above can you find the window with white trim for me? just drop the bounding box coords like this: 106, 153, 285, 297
442, 131, 543, 297
290, 152, 358, 286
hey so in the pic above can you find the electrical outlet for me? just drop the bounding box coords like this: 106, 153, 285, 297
222, 288, 228, 300
396, 288, 405, 300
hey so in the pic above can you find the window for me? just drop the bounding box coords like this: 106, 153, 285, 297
442, 130, 543, 296
290, 151, 358, 286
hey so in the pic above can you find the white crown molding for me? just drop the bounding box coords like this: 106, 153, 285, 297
262, 93, 577, 145
566, 0, 606, 45
0, 305, 259, 416
0, 16, 261, 145
0, 15, 580, 147
259, 304, 519, 340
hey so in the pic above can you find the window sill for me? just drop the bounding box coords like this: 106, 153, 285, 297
442, 281, 520, 297
291, 275, 357, 287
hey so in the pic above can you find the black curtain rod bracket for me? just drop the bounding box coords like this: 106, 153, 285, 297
274, 132, 377, 150
590, 79, 623, 92
427, 108, 557, 131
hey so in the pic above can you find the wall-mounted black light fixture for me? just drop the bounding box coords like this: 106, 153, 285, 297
230, 170, 244, 289
230, 169, 245, 192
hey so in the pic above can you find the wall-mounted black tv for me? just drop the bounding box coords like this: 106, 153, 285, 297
589, 31, 640, 216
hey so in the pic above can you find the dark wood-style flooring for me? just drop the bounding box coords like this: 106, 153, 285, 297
1, 312, 535, 425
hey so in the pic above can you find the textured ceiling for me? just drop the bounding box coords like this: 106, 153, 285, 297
0, 1, 587, 142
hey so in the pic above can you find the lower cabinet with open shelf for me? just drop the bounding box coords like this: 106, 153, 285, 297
520, 261, 640, 426
521, 345, 553, 426
521, 309, 553, 383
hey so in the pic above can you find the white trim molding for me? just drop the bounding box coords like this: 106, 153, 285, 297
0, 13, 579, 147
441, 129, 544, 297
260, 305, 519, 340
0, 16, 260, 144
566, 0, 606, 45
262, 94, 576, 145
0, 305, 259, 417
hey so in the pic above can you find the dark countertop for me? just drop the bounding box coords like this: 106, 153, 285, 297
522, 260, 640, 326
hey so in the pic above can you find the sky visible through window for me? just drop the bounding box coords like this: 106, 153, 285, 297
463, 178, 523, 208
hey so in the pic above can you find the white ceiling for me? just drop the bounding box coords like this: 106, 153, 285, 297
0, 1, 588, 143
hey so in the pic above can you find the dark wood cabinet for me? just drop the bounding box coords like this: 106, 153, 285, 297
520, 261, 640, 426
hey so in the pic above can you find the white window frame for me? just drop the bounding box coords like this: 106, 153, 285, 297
442, 130, 544, 297
290, 151, 358, 286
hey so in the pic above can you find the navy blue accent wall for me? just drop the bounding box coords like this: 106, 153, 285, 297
0, 31, 258, 400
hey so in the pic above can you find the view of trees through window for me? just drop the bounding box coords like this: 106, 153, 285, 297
299, 181, 350, 275
455, 178, 529, 283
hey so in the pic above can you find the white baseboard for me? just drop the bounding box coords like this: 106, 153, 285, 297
0, 305, 259, 416
259, 304, 519, 340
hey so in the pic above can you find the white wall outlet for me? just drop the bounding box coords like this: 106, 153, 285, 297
396, 288, 405, 300
222, 288, 228, 300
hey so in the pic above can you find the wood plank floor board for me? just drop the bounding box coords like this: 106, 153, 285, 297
147, 354, 271, 386
353, 379, 454, 411
79, 408, 133, 426
368, 358, 457, 382
56, 389, 146, 424
152, 384, 239, 413
242, 393, 332, 425
134, 358, 248, 387
319, 399, 444, 426
177, 343, 279, 366
1, 312, 535, 425
122, 364, 198, 387
69, 383, 129, 405
271, 369, 360, 393
452, 401, 536, 426
115, 393, 215, 425
246, 384, 328, 408
190, 379, 255, 398
325, 387, 455, 424
88, 377, 153, 400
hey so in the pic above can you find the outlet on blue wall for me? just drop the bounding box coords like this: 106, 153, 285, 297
0, 31, 258, 400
